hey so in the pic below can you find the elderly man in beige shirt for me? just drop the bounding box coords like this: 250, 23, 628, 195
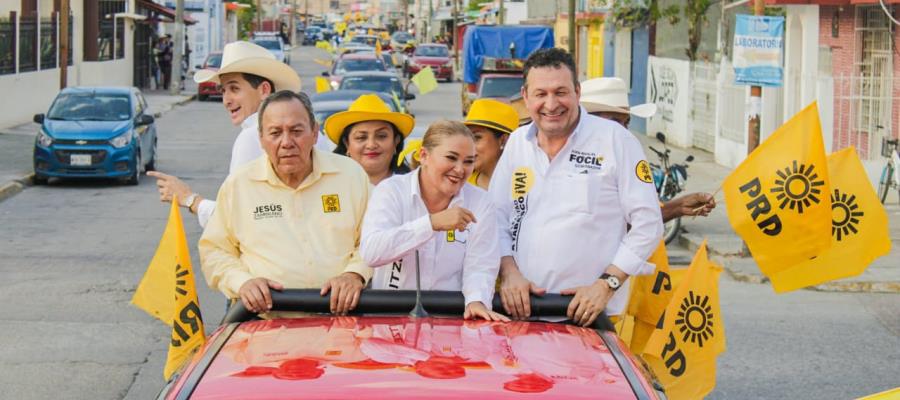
199, 90, 372, 315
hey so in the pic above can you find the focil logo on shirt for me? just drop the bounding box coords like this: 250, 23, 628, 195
569, 149, 604, 172
253, 203, 283, 220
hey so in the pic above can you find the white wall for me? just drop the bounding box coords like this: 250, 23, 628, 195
647, 56, 693, 148
782, 5, 819, 122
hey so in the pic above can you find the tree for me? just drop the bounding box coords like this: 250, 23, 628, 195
237, 0, 257, 40
609, 0, 714, 61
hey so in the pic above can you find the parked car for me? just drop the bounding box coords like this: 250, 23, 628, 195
252, 35, 289, 64
157, 290, 665, 400
337, 71, 414, 112
195, 51, 223, 101
32, 87, 158, 185
310, 90, 403, 152
323, 53, 389, 89
405, 43, 452, 81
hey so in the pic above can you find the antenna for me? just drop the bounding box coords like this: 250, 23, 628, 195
409, 250, 429, 318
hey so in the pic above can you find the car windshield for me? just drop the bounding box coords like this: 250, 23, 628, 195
381, 54, 394, 66
253, 39, 281, 50
351, 36, 377, 47
480, 77, 524, 98
334, 59, 386, 73
339, 77, 403, 95
415, 46, 448, 57
47, 93, 131, 121
205, 54, 222, 68
392, 32, 412, 43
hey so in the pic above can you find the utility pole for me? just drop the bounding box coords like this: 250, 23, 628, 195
428, 0, 433, 41
304, 0, 308, 30
290, 0, 297, 44
567, 0, 575, 55
171, 0, 184, 95
498, 0, 504, 24
257, 0, 262, 31
747, 0, 764, 154
59, 0, 69, 89
453, 0, 459, 70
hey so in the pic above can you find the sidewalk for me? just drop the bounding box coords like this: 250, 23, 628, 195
0, 87, 196, 203
633, 131, 900, 293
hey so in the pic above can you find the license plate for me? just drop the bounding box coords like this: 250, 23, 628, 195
70, 154, 92, 166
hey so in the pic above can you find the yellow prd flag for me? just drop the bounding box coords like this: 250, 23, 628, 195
315, 76, 331, 93
411, 66, 438, 95
643, 242, 725, 400
624, 242, 674, 354
769, 147, 891, 293
375, 39, 383, 58
131, 200, 206, 379
315, 40, 334, 54
722, 102, 831, 277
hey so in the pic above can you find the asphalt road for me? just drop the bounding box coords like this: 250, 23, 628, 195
0, 46, 897, 399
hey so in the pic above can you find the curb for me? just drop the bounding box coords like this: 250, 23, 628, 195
0, 172, 34, 203
679, 232, 900, 294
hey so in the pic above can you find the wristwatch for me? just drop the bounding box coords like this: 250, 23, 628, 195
599, 273, 621, 291
180, 193, 198, 209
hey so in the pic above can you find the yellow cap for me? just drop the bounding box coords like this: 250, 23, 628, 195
464, 99, 519, 135
324, 94, 415, 145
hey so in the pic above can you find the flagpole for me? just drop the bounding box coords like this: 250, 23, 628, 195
743, 0, 765, 257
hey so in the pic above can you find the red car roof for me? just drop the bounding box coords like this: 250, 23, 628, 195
187, 316, 639, 399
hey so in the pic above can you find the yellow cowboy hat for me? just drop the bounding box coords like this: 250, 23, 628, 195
463, 99, 519, 135
324, 94, 415, 145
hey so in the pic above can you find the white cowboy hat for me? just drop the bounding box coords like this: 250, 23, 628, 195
194, 41, 301, 92
580, 77, 656, 119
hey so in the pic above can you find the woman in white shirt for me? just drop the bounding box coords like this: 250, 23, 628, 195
360, 120, 507, 321
324, 94, 413, 185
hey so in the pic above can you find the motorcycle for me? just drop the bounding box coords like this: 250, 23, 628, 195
648, 132, 694, 244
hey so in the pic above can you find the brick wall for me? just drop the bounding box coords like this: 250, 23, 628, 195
819, 5, 900, 159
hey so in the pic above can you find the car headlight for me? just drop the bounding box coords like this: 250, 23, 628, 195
36, 130, 54, 147
330, 81, 339, 89
109, 131, 133, 148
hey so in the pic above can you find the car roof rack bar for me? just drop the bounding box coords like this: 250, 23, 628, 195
221, 289, 615, 332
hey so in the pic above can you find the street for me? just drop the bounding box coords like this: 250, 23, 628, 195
0, 46, 898, 400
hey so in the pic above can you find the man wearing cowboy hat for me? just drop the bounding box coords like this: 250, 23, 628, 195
489, 49, 663, 327
148, 41, 302, 228
200, 90, 373, 316
580, 77, 715, 222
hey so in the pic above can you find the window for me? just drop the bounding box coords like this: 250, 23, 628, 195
0, 16, 14, 75
854, 6, 893, 137
85, 0, 126, 61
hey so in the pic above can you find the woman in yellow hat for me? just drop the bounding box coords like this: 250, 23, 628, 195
325, 94, 415, 185
463, 99, 520, 190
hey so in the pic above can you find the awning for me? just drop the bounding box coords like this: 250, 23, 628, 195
136, 0, 197, 24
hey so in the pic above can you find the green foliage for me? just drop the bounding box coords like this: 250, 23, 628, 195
609, 0, 715, 61
467, 0, 490, 13
237, 0, 256, 40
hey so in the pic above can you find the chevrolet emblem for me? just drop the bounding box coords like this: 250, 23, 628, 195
75, 140, 88, 145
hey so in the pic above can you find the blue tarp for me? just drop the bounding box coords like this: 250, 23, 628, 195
462, 25, 555, 84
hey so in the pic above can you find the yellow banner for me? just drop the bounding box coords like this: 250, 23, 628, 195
722, 102, 831, 276
411, 66, 438, 95
315, 76, 331, 93
643, 242, 725, 400
131, 200, 206, 379
769, 147, 891, 292
375, 39, 383, 58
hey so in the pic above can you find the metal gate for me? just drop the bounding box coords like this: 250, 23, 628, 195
133, 21, 153, 89
691, 62, 717, 152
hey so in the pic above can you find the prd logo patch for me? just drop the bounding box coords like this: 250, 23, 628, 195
770, 160, 825, 214
674, 291, 715, 348
831, 189, 863, 241
635, 160, 653, 183
322, 194, 341, 213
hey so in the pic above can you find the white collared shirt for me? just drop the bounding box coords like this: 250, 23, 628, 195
488, 108, 663, 315
360, 169, 500, 308
196, 112, 264, 228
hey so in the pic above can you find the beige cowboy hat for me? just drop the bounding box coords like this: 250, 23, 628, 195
324, 94, 415, 145
194, 41, 302, 92
580, 77, 656, 119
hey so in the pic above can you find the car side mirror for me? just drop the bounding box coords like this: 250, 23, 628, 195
321, 71, 330, 77
405, 93, 416, 100
655, 132, 666, 143
137, 114, 155, 126
33, 113, 45, 124
195, 64, 202, 70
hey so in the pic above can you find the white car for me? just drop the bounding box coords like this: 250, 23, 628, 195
252, 35, 291, 65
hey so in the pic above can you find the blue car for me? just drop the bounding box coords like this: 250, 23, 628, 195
32, 87, 158, 185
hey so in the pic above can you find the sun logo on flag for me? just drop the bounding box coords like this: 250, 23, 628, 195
831, 189, 864, 241
770, 160, 826, 214
675, 291, 715, 348
175, 264, 189, 300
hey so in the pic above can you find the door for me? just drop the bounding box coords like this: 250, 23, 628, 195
133, 22, 152, 89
